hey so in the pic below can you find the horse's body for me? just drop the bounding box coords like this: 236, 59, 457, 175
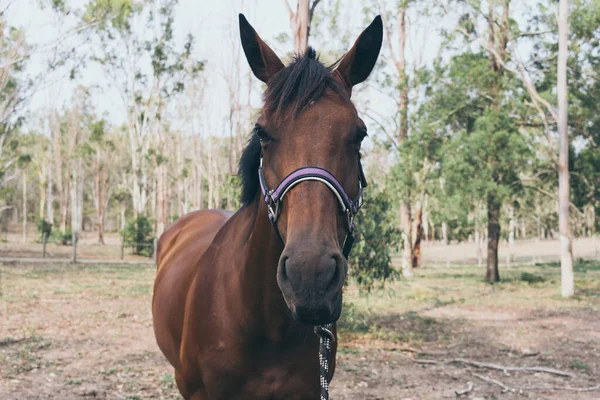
153, 206, 330, 399
153, 13, 382, 400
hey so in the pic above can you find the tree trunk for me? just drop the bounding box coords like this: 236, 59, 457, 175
120, 203, 126, 231
22, 172, 27, 243
412, 207, 423, 269
156, 163, 166, 236
442, 221, 448, 244
486, 194, 501, 282
395, 7, 413, 277
47, 149, 54, 226
288, 0, 310, 54
39, 177, 46, 222
71, 162, 77, 236
94, 153, 108, 245
558, 0, 574, 297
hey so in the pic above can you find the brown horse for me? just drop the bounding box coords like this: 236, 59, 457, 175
152, 14, 382, 400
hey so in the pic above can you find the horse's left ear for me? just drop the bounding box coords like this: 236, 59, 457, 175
239, 14, 285, 83
336, 16, 383, 92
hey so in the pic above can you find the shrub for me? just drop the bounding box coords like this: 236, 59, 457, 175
122, 216, 155, 257
349, 187, 401, 292
37, 219, 52, 240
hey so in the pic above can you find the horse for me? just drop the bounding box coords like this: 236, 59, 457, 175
152, 13, 383, 400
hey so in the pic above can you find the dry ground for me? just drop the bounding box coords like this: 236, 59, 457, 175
0, 261, 599, 400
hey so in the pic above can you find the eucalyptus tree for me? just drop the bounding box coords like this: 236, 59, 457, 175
83, 0, 204, 227
283, 0, 322, 54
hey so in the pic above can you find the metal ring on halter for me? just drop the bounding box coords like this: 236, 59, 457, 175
314, 325, 335, 342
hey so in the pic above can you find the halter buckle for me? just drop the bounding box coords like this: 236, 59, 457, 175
346, 210, 354, 232
267, 195, 281, 223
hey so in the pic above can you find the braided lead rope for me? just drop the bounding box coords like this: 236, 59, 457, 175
314, 324, 334, 400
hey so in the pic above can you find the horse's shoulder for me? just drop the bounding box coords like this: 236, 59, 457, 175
156, 209, 233, 267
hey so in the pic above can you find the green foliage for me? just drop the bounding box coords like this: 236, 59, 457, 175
37, 219, 52, 239
520, 272, 545, 284
349, 187, 401, 292
122, 216, 155, 257
58, 229, 74, 246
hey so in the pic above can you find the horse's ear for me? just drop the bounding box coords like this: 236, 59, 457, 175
239, 14, 285, 83
336, 16, 383, 91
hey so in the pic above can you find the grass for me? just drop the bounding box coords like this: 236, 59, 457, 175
569, 360, 591, 372
0, 336, 53, 375
339, 260, 600, 346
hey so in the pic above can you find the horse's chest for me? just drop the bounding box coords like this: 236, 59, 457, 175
201, 343, 320, 399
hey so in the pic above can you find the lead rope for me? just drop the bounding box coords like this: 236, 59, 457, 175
314, 324, 334, 400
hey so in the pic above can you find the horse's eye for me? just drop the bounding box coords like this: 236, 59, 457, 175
254, 125, 270, 142
355, 129, 368, 144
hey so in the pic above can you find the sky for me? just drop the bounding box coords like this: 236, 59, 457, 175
7, 0, 446, 138
6, 0, 540, 145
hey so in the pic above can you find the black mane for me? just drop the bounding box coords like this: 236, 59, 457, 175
238, 48, 349, 206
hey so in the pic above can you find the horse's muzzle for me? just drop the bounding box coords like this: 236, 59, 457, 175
277, 252, 346, 325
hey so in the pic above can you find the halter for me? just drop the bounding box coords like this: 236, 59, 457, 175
258, 156, 367, 259
258, 156, 367, 400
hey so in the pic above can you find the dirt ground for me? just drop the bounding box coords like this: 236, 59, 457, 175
1, 261, 599, 400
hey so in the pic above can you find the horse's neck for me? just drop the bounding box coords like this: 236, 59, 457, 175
232, 199, 298, 339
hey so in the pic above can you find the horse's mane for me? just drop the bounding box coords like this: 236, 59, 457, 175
238, 48, 349, 207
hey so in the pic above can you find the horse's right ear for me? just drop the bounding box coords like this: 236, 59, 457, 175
335, 16, 383, 92
239, 14, 284, 83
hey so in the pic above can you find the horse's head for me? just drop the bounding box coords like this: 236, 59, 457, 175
239, 14, 382, 325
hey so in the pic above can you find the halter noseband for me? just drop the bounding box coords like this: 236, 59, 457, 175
258, 156, 367, 259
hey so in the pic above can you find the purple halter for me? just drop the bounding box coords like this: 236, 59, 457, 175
258, 157, 367, 259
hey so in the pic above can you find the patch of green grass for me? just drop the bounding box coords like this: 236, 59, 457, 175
99, 367, 118, 376
569, 360, 590, 372
159, 372, 175, 390
337, 347, 363, 355
520, 272, 546, 284
0, 336, 53, 374
67, 378, 83, 385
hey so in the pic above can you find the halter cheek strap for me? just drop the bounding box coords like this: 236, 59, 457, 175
258, 157, 367, 259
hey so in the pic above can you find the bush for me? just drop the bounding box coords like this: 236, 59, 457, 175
60, 229, 74, 245
520, 272, 545, 284
349, 187, 401, 292
122, 216, 155, 257
37, 219, 52, 240
49, 228, 74, 245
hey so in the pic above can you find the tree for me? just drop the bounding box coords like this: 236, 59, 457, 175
85, 0, 204, 227
283, 0, 322, 54
557, 0, 574, 296
378, 0, 415, 276
0, 20, 29, 187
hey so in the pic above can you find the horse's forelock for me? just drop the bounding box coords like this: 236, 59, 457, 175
263, 47, 348, 123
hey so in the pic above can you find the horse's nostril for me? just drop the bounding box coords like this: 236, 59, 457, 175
280, 256, 289, 281
325, 254, 344, 292
327, 258, 340, 288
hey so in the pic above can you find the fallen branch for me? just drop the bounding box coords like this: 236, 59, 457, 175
474, 373, 600, 393
412, 357, 575, 378
455, 381, 474, 397
521, 351, 540, 358
449, 358, 575, 378
393, 346, 447, 357
452, 358, 575, 378
414, 359, 438, 365
473, 373, 514, 393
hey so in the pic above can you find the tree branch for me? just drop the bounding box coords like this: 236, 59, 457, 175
377, 0, 401, 72
282, 0, 294, 18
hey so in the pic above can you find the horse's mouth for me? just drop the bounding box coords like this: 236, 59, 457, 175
291, 290, 343, 325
